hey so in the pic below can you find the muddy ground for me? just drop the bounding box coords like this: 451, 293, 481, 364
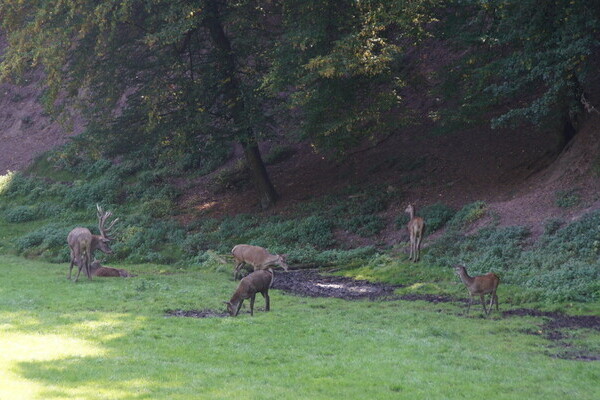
168, 269, 600, 361
270, 269, 400, 300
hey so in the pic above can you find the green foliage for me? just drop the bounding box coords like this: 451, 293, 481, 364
340, 215, 386, 237
443, 0, 600, 130
525, 261, 600, 302
448, 201, 486, 229
423, 209, 600, 302
420, 203, 456, 234
543, 218, 564, 236
15, 224, 72, 262
555, 188, 581, 208
4, 205, 39, 223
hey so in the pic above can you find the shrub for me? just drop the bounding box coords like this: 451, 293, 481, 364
15, 224, 71, 261
448, 201, 487, 229
140, 198, 175, 218
525, 261, 600, 302
543, 217, 563, 236
419, 203, 455, 234
4, 205, 39, 223
341, 215, 386, 237
555, 189, 581, 208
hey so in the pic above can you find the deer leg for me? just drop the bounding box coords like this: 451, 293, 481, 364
494, 293, 499, 312
415, 235, 422, 262
233, 262, 245, 280
234, 300, 244, 317
263, 291, 270, 311
480, 294, 488, 315
74, 255, 84, 283
250, 294, 256, 316
68, 258, 75, 280
466, 295, 473, 314
85, 254, 92, 280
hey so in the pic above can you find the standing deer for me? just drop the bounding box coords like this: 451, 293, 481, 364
453, 264, 500, 316
405, 204, 424, 262
232, 244, 288, 280
67, 205, 118, 282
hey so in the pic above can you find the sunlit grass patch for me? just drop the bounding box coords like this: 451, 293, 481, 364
0, 170, 15, 195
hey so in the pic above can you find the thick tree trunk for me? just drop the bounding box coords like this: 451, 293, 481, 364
244, 141, 278, 209
203, 0, 278, 209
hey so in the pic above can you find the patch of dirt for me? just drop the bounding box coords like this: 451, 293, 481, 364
503, 308, 600, 361
271, 269, 401, 300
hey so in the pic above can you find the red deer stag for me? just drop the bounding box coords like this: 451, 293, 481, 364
453, 264, 500, 316
67, 205, 118, 282
405, 204, 424, 262
232, 244, 288, 280
224, 269, 274, 317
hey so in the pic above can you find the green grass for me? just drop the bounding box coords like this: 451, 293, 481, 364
1, 255, 599, 399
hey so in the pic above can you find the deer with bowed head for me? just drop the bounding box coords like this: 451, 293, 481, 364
67, 205, 118, 282
405, 204, 424, 262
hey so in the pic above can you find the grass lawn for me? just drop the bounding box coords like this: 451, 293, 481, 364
0, 255, 598, 399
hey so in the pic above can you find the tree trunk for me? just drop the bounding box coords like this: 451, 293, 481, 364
202, 0, 278, 209
244, 141, 278, 209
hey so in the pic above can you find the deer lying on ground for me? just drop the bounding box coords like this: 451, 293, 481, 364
90, 260, 135, 277
453, 264, 500, 316
232, 244, 288, 280
67, 205, 118, 282
224, 269, 273, 317
405, 204, 425, 262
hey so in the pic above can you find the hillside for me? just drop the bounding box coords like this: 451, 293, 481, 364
2, 67, 600, 245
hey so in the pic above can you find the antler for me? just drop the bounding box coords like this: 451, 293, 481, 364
96, 204, 119, 240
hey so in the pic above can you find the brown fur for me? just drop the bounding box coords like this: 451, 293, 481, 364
225, 269, 273, 316
405, 204, 425, 262
67, 205, 118, 282
231, 244, 288, 280
453, 264, 500, 316
89, 260, 135, 278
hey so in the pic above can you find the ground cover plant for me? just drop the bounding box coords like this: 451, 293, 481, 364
0, 255, 599, 400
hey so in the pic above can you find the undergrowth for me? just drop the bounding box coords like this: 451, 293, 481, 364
1, 153, 600, 307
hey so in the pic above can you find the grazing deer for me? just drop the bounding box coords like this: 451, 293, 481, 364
232, 244, 288, 280
453, 264, 500, 316
67, 205, 118, 282
405, 204, 424, 262
224, 269, 274, 317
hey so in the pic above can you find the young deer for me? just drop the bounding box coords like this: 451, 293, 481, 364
89, 260, 135, 277
224, 269, 274, 317
67, 205, 118, 282
453, 264, 500, 316
405, 204, 425, 262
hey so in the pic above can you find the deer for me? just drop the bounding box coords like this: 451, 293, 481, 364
453, 264, 500, 316
67, 204, 118, 282
405, 204, 425, 262
224, 269, 274, 317
89, 260, 135, 277
231, 244, 288, 280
